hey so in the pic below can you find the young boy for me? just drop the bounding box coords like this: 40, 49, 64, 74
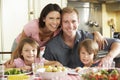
78, 39, 99, 67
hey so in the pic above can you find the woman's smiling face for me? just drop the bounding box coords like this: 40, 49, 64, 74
44, 11, 61, 32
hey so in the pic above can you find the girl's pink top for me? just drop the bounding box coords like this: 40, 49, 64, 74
14, 58, 45, 68
16, 19, 61, 47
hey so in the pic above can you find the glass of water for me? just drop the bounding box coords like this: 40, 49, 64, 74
102, 60, 115, 68
32, 62, 44, 76
0, 64, 4, 80
110, 61, 115, 68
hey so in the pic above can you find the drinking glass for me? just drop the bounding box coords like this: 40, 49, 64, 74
102, 61, 109, 68
110, 61, 115, 68
0, 64, 4, 80
32, 62, 44, 76
102, 60, 115, 68
40, 46, 46, 58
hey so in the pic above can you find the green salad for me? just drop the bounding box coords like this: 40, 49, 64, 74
4, 68, 23, 75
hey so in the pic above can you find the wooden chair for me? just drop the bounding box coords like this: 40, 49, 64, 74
0, 52, 12, 54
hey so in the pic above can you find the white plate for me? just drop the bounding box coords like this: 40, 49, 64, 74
67, 69, 78, 75
39, 71, 67, 79
24, 71, 32, 75
4, 71, 32, 77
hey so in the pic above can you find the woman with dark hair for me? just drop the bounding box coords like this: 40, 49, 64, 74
12, 3, 62, 52
4, 3, 62, 66
39, 4, 61, 29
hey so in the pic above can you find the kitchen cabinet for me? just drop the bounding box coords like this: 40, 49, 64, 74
0, 0, 28, 52
68, 2, 102, 33
0, 0, 29, 62
102, 3, 120, 38
0, 0, 67, 61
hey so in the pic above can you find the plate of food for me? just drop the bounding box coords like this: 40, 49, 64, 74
4, 68, 32, 76
81, 68, 120, 80
67, 69, 79, 75
37, 66, 68, 79
67, 67, 90, 75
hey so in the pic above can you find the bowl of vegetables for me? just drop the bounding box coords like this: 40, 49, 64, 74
81, 68, 120, 80
37, 66, 68, 79
4, 68, 23, 75
4, 68, 31, 76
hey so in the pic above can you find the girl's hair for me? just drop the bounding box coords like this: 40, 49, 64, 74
62, 6, 79, 20
78, 39, 99, 59
12, 38, 40, 60
39, 3, 62, 28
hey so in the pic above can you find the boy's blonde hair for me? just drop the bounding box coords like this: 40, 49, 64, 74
78, 39, 99, 59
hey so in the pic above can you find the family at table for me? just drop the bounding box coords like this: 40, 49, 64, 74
4, 3, 120, 79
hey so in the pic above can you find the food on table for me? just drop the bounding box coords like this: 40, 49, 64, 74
7, 75, 30, 80
37, 66, 68, 79
45, 66, 67, 72
75, 67, 88, 72
4, 68, 23, 75
82, 68, 120, 80
109, 69, 120, 80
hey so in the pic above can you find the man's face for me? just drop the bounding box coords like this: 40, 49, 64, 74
62, 12, 79, 37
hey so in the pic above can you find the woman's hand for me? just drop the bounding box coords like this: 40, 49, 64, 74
93, 31, 108, 50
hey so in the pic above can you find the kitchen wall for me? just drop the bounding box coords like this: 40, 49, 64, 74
116, 12, 120, 32
0, 0, 29, 63
102, 3, 120, 37
0, 0, 2, 60
68, 1, 102, 33
0, 1, 1, 49
68, 1, 120, 38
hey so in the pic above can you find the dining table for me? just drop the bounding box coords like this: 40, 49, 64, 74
2, 67, 120, 80
2, 62, 120, 80
2, 73, 81, 80
31, 75, 81, 80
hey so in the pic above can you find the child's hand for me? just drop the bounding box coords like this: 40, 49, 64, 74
4, 59, 14, 68
21, 66, 32, 72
